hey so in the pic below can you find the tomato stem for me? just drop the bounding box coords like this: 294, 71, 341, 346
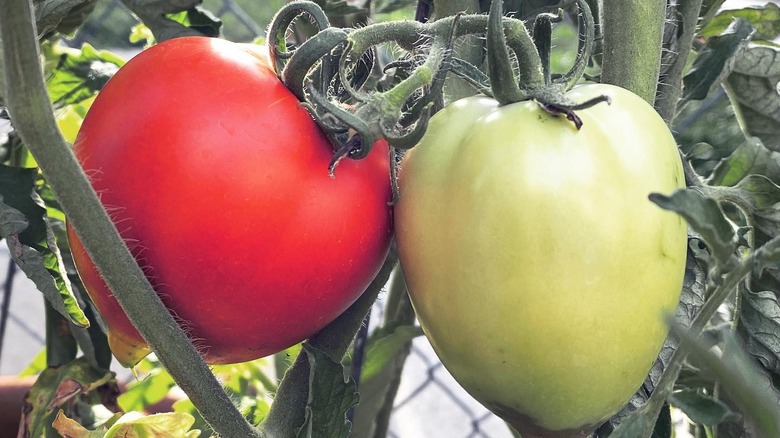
486, 0, 525, 105
601, 0, 667, 105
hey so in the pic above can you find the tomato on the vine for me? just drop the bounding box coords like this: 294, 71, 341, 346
395, 84, 687, 436
67, 36, 393, 366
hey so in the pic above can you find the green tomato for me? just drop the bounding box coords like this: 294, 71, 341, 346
395, 84, 687, 437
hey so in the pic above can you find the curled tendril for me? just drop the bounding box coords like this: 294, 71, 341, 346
555, 0, 596, 90
266, 0, 602, 173
267, 0, 331, 75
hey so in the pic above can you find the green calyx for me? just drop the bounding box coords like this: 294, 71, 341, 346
483, 0, 608, 128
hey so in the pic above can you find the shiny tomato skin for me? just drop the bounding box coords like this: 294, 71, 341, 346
67, 36, 392, 366
395, 84, 687, 436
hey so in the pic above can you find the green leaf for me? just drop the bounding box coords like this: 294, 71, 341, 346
296, 344, 359, 438
43, 43, 124, 109
725, 44, 780, 151
173, 398, 214, 438
709, 138, 780, 187
682, 18, 754, 102
0, 165, 89, 328
165, 7, 222, 38
705, 173, 780, 237
33, 0, 98, 37
311, 0, 366, 16
360, 324, 423, 382
668, 389, 740, 426
650, 189, 737, 267
699, 3, 780, 42
671, 325, 780, 438
739, 288, 780, 376
118, 368, 177, 412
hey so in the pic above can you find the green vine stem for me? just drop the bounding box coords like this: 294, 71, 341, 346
655, 0, 706, 124
601, 0, 667, 104
0, 2, 261, 437
430, 0, 483, 103
261, 248, 398, 436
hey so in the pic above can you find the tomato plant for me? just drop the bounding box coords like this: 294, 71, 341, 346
66, 36, 393, 366
395, 84, 688, 436
3, 0, 780, 437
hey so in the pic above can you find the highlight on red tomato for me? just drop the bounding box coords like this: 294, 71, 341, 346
395, 83, 688, 437
67, 36, 393, 366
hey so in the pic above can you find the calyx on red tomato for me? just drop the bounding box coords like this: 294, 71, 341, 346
395, 84, 687, 437
67, 36, 392, 366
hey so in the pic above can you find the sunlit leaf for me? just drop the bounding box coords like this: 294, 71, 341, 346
43, 43, 124, 109
297, 343, 359, 438
165, 7, 222, 37
0, 165, 89, 328
118, 368, 177, 412
699, 3, 780, 42
709, 137, 780, 186
104, 411, 200, 438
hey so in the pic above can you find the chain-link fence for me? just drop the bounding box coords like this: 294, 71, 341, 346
0, 1, 514, 436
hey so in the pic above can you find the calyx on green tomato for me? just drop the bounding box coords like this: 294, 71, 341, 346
67, 36, 393, 366
395, 84, 687, 437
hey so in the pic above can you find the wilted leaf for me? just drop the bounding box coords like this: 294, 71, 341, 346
19, 357, 117, 438
52, 410, 107, 438
699, 3, 780, 41
668, 389, 741, 426
104, 411, 200, 438
671, 326, 780, 438
739, 288, 780, 376
297, 344, 359, 438
650, 189, 737, 267
0, 165, 89, 328
682, 18, 753, 102
725, 44, 780, 151
709, 137, 780, 187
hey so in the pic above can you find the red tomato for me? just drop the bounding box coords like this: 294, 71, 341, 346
67, 36, 392, 366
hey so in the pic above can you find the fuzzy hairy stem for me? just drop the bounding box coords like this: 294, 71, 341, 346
431, 0, 482, 102
655, 0, 705, 124
601, 0, 667, 104
0, 2, 260, 437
